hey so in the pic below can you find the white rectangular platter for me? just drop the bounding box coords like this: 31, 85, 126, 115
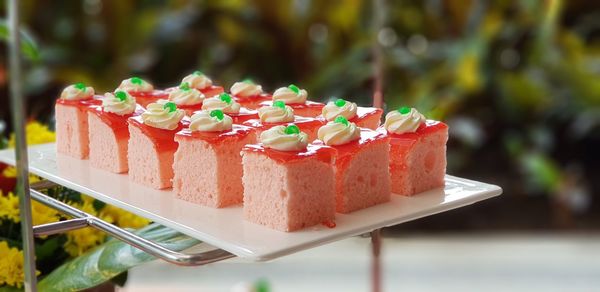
0, 143, 502, 261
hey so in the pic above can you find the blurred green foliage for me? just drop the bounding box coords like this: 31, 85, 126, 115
0, 0, 599, 227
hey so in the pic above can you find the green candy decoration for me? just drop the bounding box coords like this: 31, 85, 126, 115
115, 91, 128, 101
193, 70, 203, 76
163, 102, 177, 113
273, 100, 286, 109
284, 124, 300, 135
288, 84, 300, 94
399, 106, 411, 114
209, 109, 224, 121
334, 98, 346, 107
130, 77, 143, 85
219, 93, 232, 104
242, 78, 254, 84
334, 116, 349, 126
74, 82, 86, 91
179, 82, 191, 91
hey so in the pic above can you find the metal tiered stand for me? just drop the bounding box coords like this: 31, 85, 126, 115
5, 1, 501, 291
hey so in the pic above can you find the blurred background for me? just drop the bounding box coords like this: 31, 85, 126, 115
1, 0, 600, 291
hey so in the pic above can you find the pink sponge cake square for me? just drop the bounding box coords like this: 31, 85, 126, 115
319, 98, 383, 130
229, 80, 272, 110
202, 93, 258, 124
173, 110, 256, 207
88, 91, 143, 173
380, 107, 448, 196
167, 82, 204, 116
55, 83, 102, 159
243, 101, 325, 141
241, 124, 336, 232
179, 71, 224, 98
259, 84, 324, 117
127, 100, 187, 189
317, 117, 390, 213
116, 77, 169, 108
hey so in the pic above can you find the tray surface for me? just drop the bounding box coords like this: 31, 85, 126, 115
0, 144, 502, 261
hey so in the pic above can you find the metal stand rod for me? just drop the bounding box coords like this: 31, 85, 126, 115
30, 186, 235, 266
33, 218, 90, 236
370, 229, 382, 292
7, 0, 38, 290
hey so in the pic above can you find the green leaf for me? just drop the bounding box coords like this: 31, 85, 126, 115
37, 223, 200, 291
0, 20, 41, 62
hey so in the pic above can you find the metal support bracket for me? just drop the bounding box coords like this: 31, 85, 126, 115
31, 181, 235, 266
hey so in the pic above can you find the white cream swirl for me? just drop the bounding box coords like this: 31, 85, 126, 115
102, 92, 136, 115
116, 77, 154, 93
201, 96, 241, 114
272, 86, 307, 104
260, 125, 308, 151
322, 100, 358, 121
141, 100, 185, 130
168, 88, 204, 106
317, 120, 360, 146
384, 108, 425, 134
60, 83, 94, 100
189, 110, 233, 132
182, 73, 212, 90
258, 105, 294, 123
230, 81, 263, 97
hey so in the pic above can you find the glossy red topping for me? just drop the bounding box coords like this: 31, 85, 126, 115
200, 85, 224, 98
259, 100, 324, 111
176, 124, 254, 144
242, 143, 336, 164
56, 95, 102, 108
88, 105, 144, 140
128, 115, 188, 152
228, 107, 259, 124
128, 90, 169, 107
243, 115, 325, 133
318, 128, 389, 171
383, 120, 448, 144
321, 220, 337, 228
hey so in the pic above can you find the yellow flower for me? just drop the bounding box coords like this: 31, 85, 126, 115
3, 165, 43, 184
0, 191, 20, 222
63, 200, 108, 257
100, 204, 150, 229
0, 241, 40, 288
8, 121, 56, 148
0, 191, 60, 225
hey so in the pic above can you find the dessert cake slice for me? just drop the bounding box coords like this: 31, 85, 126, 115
173, 110, 256, 207
128, 100, 186, 189
241, 124, 336, 232
380, 107, 448, 196
317, 117, 391, 213
168, 82, 205, 116
229, 80, 271, 110
202, 93, 258, 124
88, 91, 143, 173
116, 77, 168, 108
181, 71, 224, 97
55, 82, 101, 159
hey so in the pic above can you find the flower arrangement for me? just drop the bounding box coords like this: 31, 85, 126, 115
0, 121, 151, 289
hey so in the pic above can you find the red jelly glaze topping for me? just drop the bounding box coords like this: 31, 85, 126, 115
228, 107, 259, 124
242, 143, 336, 165
88, 105, 144, 140
128, 90, 169, 107
243, 116, 325, 133
321, 220, 337, 228
176, 124, 254, 144
200, 85, 224, 98
320, 128, 389, 171
384, 120, 448, 145
56, 95, 102, 108
233, 93, 272, 105
128, 115, 188, 152
259, 100, 325, 111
